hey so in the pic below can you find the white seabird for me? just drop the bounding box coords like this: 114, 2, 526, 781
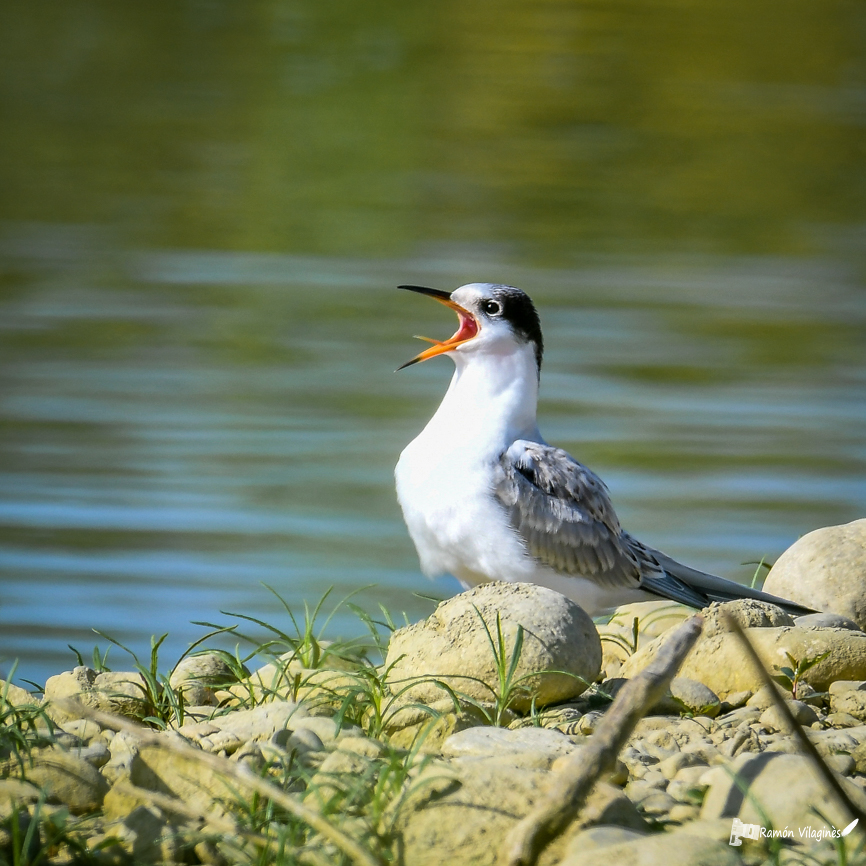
394, 282, 813, 617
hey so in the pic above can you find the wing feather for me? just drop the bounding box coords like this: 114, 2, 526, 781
493, 440, 816, 616
493, 440, 643, 591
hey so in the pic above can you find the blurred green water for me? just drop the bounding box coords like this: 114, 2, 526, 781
0, 1, 864, 685
3, 0, 864, 256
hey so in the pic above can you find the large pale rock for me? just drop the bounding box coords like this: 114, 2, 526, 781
830, 682, 866, 721
174, 700, 303, 753
43, 667, 152, 721
101, 800, 184, 866
441, 725, 579, 767
216, 643, 360, 708
700, 599, 795, 635
701, 751, 866, 837
104, 742, 259, 823
169, 652, 242, 707
795, 612, 861, 631
758, 700, 819, 731
0, 680, 39, 707
764, 519, 866, 629
0, 779, 41, 817
557, 818, 742, 866
101, 731, 140, 784
599, 601, 692, 677
6, 747, 109, 814
385, 583, 601, 712
220, 662, 358, 711
386, 698, 498, 752
620, 601, 866, 699
655, 677, 721, 717
560, 826, 648, 852
396, 757, 645, 866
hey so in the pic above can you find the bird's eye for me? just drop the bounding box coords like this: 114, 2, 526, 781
482, 300, 501, 316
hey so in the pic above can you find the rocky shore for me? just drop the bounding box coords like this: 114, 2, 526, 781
2, 518, 865, 866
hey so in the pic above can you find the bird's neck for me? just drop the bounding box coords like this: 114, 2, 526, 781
423, 344, 542, 456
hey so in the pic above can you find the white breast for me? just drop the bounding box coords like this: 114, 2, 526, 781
396, 434, 533, 584
395, 342, 544, 587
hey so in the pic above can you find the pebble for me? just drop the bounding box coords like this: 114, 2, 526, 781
825, 753, 855, 776
658, 750, 708, 780
758, 699, 820, 731
718, 690, 752, 712
667, 767, 707, 803
441, 725, 578, 763
825, 711, 863, 728
665, 677, 721, 718
10, 747, 109, 814
169, 652, 241, 707
176, 701, 304, 753
638, 790, 678, 817
563, 826, 647, 853
746, 683, 791, 709
667, 803, 701, 824
714, 706, 760, 729
72, 741, 111, 769
624, 779, 665, 804
59, 719, 102, 742
831, 686, 866, 721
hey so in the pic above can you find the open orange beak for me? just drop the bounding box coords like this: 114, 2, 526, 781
397, 285, 480, 370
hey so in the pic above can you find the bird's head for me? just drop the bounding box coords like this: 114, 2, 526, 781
397, 283, 544, 374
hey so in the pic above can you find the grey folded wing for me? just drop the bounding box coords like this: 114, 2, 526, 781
492, 440, 644, 591
493, 440, 712, 607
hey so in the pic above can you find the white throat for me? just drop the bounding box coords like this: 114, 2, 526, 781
422, 341, 542, 457
395, 339, 544, 585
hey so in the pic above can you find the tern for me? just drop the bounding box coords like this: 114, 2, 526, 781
395, 282, 813, 617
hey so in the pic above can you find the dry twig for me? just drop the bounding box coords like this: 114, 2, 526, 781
500, 614, 703, 866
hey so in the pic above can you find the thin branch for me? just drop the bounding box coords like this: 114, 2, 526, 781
51, 698, 380, 866
500, 614, 704, 866
720, 611, 866, 828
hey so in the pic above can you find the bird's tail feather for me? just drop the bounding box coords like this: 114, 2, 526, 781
649, 550, 816, 618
